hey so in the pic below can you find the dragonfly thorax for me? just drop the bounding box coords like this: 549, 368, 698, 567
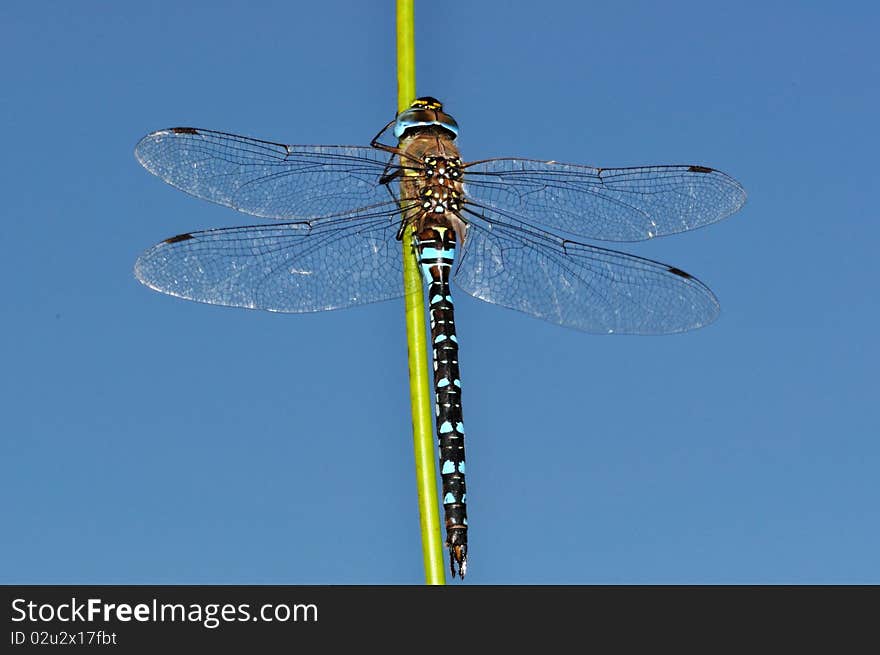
423, 156, 463, 183
419, 187, 462, 214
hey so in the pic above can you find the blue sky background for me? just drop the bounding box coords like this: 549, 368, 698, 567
2, 1, 878, 584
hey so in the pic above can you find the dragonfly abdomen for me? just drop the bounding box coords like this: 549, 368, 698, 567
416, 224, 468, 578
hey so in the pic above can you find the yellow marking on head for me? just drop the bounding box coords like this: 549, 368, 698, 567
412, 97, 444, 110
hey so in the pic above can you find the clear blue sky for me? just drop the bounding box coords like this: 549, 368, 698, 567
2, 0, 878, 584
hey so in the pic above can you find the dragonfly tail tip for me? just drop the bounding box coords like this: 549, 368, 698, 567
449, 544, 467, 579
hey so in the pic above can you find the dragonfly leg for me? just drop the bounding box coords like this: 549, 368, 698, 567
370, 119, 400, 153
371, 117, 424, 167
379, 154, 403, 187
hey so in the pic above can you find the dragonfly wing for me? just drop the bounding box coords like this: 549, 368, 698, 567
134, 206, 406, 313
463, 158, 746, 242
135, 128, 394, 220
454, 207, 719, 334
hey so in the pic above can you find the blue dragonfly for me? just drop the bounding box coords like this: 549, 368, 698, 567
134, 97, 746, 577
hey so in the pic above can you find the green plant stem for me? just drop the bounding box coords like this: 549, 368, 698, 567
397, 0, 446, 585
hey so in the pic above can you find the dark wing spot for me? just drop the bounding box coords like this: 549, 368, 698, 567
164, 233, 195, 244
688, 165, 714, 174
668, 266, 692, 279
170, 127, 200, 135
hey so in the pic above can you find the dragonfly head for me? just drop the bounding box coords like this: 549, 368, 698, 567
394, 96, 459, 140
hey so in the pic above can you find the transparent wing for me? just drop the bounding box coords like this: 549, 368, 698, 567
134, 205, 407, 312
463, 158, 746, 242
135, 128, 395, 220
454, 206, 719, 334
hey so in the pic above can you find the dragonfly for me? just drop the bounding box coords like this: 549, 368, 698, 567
134, 97, 746, 578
